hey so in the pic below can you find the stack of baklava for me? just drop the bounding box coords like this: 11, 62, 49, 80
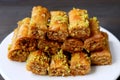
8, 6, 112, 76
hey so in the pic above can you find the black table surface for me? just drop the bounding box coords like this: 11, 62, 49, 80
0, 0, 120, 80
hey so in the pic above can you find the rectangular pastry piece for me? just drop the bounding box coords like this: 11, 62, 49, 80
90, 47, 112, 65
68, 8, 90, 40
70, 52, 91, 75
47, 11, 69, 42
8, 50, 29, 62
8, 28, 29, 62
8, 18, 37, 62
89, 17, 100, 36
49, 50, 70, 76
37, 39, 49, 52
26, 50, 50, 75
29, 6, 50, 39
15, 18, 37, 51
84, 32, 107, 52
61, 38, 84, 53
38, 39, 61, 55
90, 32, 112, 65
47, 41, 61, 55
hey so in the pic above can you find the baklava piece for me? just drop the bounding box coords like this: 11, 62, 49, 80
29, 6, 50, 39
8, 18, 37, 62
38, 39, 61, 55
14, 18, 37, 51
90, 32, 112, 65
26, 50, 50, 75
8, 43, 29, 62
47, 11, 69, 42
49, 50, 70, 76
61, 38, 84, 53
68, 8, 90, 40
84, 32, 107, 52
70, 52, 91, 75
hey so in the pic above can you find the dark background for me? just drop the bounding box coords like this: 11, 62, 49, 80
0, 0, 120, 80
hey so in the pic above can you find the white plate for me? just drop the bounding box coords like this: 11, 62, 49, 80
0, 27, 120, 80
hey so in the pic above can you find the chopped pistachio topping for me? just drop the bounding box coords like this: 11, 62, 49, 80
51, 15, 68, 24
69, 8, 89, 28
93, 17, 97, 21
27, 51, 49, 65
90, 17, 99, 24
57, 50, 66, 59
69, 20, 89, 28
44, 46, 49, 51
